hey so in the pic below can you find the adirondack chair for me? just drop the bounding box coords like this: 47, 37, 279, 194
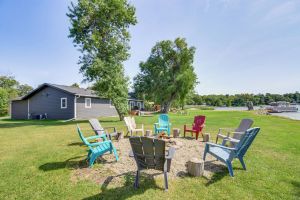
184, 115, 206, 140
89, 118, 118, 140
215, 118, 254, 145
203, 127, 260, 177
154, 114, 171, 136
124, 116, 144, 136
129, 137, 176, 191
77, 124, 119, 167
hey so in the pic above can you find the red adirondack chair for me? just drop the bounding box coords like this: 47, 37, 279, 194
184, 115, 206, 140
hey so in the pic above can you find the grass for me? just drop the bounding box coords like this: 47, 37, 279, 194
0, 110, 299, 200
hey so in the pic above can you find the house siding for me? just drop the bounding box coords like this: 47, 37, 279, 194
28, 86, 75, 120
11, 100, 28, 119
76, 97, 118, 119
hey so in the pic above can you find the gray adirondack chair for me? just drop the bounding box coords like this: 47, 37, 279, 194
215, 118, 254, 145
129, 137, 175, 191
89, 118, 118, 140
204, 127, 260, 177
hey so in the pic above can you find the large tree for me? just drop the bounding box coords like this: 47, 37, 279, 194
67, 0, 137, 120
134, 38, 197, 113
0, 75, 33, 115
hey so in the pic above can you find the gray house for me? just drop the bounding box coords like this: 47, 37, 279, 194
11, 83, 119, 120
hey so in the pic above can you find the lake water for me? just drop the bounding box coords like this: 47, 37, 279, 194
214, 105, 300, 120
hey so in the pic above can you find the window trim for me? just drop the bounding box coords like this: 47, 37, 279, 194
61, 98, 67, 109
85, 98, 92, 108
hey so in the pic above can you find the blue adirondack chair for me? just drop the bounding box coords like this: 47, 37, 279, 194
154, 114, 171, 136
203, 127, 260, 177
76, 125, 119, 167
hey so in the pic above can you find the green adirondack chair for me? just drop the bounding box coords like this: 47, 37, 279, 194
76, 124, 119, 167
203, 127, 260, 177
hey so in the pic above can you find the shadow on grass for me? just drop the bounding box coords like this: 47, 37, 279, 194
0, 119, 88, 128
39, 156, 89, 171
203, 160, 244, 186
82, 171, 163, 200
68, 142, 85, 147
291, 180, 300, 198
39, 154, 120, 171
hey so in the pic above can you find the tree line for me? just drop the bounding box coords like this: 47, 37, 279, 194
0, 76, 33, 116
187, 92, 300, 107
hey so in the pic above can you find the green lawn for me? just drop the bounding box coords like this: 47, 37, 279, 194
0, 110, 299, 200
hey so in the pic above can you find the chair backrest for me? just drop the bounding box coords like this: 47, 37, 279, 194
235, 118, 254, 132
89, 118, 104, 135
76, 124, 91, 146
235, 127, 260, 157
124, 116, 133, 131
158, 114, 169, 126
129, 137, 166, 171
193, 115, 206, 131
130, 117, 137, 129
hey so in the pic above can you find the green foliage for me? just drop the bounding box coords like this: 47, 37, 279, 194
17, 84, 33, 97
190, 92, 300, 107
0, 88, 9, 116
71, 83, 80, 88
0, 76, 32, 115
133, 38, 197, 113
67, 0, 137, 120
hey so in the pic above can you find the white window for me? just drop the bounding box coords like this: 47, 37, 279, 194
61, 98, 67, 109
85, 98, 91, 108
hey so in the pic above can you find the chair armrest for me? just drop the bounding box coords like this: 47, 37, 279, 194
205, 142, 236, 151
224, 137, 240, 143
88, 140, 112, 147
216, 134, 227, 139
86, 135, 101, 140
231, 131, 245, 135
93, 128, 105, 131
165, 147, 176, 159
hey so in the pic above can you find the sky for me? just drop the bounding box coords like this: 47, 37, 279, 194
0, 0, 299, 95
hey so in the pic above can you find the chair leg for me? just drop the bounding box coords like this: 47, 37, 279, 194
164, 172, 168, 191
226, 161, 234, 177
238, 157, 246, 170
89, 155, 97, 167
196, 132, 199, 140
215, 135, 219, 143
112, 146, 119, 161
134, 170, 140, 189
87, 150, 92, 160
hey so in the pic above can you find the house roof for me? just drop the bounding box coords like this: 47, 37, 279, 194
13, 83, 144, 102
14, 83, 100, 101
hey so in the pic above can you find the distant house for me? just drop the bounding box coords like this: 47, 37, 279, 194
128, 93, 144, 111
11, 83, 143, 120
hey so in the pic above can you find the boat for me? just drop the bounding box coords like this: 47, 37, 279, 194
266, 101, 298, 113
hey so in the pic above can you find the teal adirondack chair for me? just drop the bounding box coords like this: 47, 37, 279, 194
76, 125, 119, 167
154, 114, 171, 136
203, 127, 260, 177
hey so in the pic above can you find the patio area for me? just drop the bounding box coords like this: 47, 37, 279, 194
71, 136, 224, 185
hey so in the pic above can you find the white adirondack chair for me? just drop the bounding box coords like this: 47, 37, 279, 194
124, 116, 144, 136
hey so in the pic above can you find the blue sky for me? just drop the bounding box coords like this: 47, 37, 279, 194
0, 0, 299, 94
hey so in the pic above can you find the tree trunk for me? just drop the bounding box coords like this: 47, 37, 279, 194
162, 101, 172, 113
115, 105, 125, 121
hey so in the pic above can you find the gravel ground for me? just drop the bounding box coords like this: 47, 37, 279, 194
72, 137, 225, 185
